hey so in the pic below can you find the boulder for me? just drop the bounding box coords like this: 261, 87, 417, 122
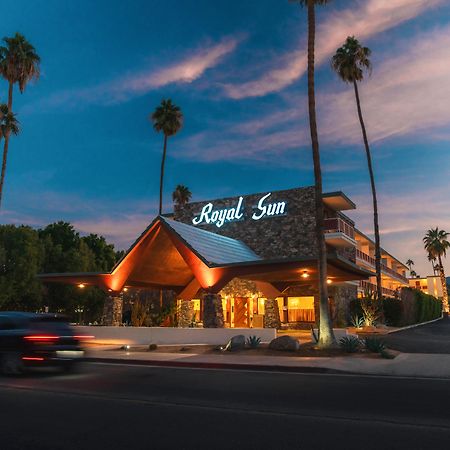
269, 335, 300, 352
225, 334, 246, 351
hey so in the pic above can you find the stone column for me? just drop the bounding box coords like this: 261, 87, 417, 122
202, 293, 224, 328
263, 298, 280, 328
178, 300, 194, 328
102, 295, 123, 326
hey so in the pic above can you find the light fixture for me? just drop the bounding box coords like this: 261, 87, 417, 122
123, 287, 128, 292
327, 279, 332, 284
301, 271, 310, 279
78, 283, 85, 289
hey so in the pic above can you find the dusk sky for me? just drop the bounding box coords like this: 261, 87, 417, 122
1, 0, 450, 276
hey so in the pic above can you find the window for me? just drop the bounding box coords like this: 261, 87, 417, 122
287, 297, 315, 322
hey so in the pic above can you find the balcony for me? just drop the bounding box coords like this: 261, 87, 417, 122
359, 280, 397, 298
324, 218, 356, 248
356, 249, 409, 284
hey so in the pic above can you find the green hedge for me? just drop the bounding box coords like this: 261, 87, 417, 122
349, 290, 442, 327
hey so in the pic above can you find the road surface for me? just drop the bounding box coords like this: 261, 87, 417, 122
0, 362, 449, 449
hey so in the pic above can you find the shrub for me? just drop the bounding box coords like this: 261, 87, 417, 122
364, 337, 386, 353
383, 298, 402, 326
246, 336, 261, 349
339, 336, 361, 353
148, 343, 158, 351
360, 292, 382, 326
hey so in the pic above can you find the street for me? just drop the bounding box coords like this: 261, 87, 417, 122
1, 363, 449, 449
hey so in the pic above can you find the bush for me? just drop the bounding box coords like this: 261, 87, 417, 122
339, 336, 361, 353
364, 337, 386, 353
383, 298, 402, 326
148, 343, 158, 351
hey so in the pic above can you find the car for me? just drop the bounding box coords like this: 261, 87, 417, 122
0, 312, 87, 375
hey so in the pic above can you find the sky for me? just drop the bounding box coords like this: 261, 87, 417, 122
1, 0, 450, 277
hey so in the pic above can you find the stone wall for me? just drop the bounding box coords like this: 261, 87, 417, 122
328, 284, 358, 327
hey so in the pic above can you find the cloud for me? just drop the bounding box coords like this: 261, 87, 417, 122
26, 36, 240, 111
318, 24, 450, 144
223, 0, 443, 99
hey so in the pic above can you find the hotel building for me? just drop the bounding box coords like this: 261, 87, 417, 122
409, 276, 443, 299
40, 186, 409, 328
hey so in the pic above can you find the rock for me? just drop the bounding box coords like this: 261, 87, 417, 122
269, 335, 300, 352
224, 334, 246, 351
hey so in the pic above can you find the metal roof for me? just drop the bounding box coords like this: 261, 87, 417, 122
160, 216, 262, 265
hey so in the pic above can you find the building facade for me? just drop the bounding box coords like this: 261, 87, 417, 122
40, 186, 408, 328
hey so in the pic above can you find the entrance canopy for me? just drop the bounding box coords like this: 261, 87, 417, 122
39, 216, 372, 298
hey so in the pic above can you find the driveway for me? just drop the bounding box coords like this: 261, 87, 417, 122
384, 318, 450, 354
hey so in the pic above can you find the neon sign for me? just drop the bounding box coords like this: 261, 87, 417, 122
192, 193, 287, 228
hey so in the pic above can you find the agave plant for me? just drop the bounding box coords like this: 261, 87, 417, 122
364, 337, 386, 353
350, 314, 364, 329
339, 336, 361, 353
246, 336, 261, 349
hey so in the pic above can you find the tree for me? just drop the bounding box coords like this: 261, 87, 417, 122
423, 228, 450, 315
290, 0, 334, 347
150, 99, 183, 215
172, 184, 192, 208
0, 104, 19, 207
406, 259, 414, 274
427, 252, 439, 276
0, 33, 40, 210
331, 36, 383, 302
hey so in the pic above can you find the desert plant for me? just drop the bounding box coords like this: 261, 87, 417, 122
131, 300, 148, 327
148, 343, 157, 351
339, 336, 361, 353
364, 337, 386, 353
360, 292, 382, 326
350, 314, 364, 329
246, 336, 261, 349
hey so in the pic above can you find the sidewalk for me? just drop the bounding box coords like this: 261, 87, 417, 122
85, 347, 450, 379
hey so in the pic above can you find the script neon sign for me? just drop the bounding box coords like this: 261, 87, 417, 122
192, 193, 287, 228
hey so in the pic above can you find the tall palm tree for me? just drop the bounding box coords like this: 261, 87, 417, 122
0, 32, 40, 210
423, 228, 450, 315
150, 99, 183, 215
291, 0, 334, 347
0, 104, 19, 207
427, 253, 438, 275
406, 259, 414, 275
331, 36, 383, 302
172, 184, 192, 208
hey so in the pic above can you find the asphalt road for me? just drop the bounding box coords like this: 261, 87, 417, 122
384, 318, 450, 353
1, 363, 450, 450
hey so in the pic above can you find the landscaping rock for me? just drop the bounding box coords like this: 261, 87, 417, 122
269, 335, 300, 352
225, 334, 246, 351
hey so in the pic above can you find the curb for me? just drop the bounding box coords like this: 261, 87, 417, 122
84, 357, 351, 375
387, 316, 444, 334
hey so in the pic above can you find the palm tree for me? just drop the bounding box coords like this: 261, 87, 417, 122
172, 184, 192, 208
331, 36, 383, 302
0, 32, 40, 210
291, 0, 334, 347
406, 259, 414, 275
150, 99, 183, 215
423, 228, 450, 315
0, 104, 19, 207
427, 252, 440, 276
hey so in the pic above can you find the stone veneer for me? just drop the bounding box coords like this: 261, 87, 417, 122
174, 186, 318, 259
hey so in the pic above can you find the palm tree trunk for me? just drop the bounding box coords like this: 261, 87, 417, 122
0, 82, 14, 211
353, 80, 383, 302
159, 134, 168, 215
437, 255, 449, 315
307, 0, 335, 347
0, 132, 10, 209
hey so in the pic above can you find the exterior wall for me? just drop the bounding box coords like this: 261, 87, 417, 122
76, 326, 276, 345
409, 276, 443, 299
174, 186, 318, 259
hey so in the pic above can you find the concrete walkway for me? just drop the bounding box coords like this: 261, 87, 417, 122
86, 347, 450, 379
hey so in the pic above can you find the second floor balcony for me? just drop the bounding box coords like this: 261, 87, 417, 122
324, 217, 356, 248
355, 249, 409, 284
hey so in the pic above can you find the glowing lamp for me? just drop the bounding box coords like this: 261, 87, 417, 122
301, 271, 310, 279
78, 283, 85, 289
327, 279, 332, 284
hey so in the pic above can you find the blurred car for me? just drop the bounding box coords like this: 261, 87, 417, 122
0, 312, 87, 375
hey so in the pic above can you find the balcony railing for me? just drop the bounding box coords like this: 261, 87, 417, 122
324, 218, 355, 240
359, 280, 397, 298
355, 249, 409, 284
